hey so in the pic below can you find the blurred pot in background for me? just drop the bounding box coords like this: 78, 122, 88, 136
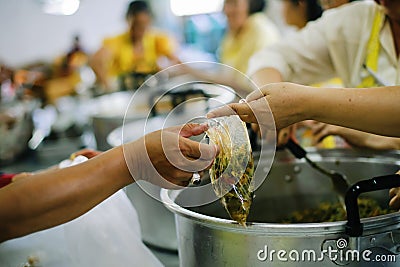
0, 99, 39, 165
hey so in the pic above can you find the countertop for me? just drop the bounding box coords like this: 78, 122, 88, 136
1, 136, 179, 267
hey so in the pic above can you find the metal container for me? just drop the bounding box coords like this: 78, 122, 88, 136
162, 149, 400, 266
89, 91, 145, 150
0, 99, 38, 165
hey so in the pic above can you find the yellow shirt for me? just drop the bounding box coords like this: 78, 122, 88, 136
220, 13, 280, 74
103, 30, 175, 76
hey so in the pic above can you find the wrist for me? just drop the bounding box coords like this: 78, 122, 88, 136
99, 146, 134, 187
292, 84, 314, 123
122, 139, 143, 184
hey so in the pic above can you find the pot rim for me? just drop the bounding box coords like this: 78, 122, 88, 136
162, 149, 400, 236
161, 189, 400, 236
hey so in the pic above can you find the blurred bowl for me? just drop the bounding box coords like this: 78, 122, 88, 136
0, 99, 39, 165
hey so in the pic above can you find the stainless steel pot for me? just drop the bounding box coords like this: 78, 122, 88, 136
0, 99, 38, 164
89, 91, 145, 150
162, 149, 400, 266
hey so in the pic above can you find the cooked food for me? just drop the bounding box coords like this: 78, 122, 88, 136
282, 198, 395, 223
207, 116, 254, 226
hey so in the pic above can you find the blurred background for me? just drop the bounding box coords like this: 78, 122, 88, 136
0, 0, 291, 167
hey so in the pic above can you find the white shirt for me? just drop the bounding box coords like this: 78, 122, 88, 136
248, 1, 400, 87
219, 13, 280, 74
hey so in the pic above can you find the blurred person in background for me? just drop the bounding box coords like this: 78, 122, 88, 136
219, 0, 280, 74
279, 0, 341, 148
245, 0, 400, 150
90, 0, 179, 92
308, 0, 394, 149
172, 0, 280, 96
281, 0, 323, 29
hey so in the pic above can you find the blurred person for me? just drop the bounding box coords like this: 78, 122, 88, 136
219, 0, 280, 74
242, 0, 400, 146
176, 0, 280, 96
90, 1, 179, 91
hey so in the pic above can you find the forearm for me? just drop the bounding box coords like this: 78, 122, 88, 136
305, 86, 400, 137
0, 146, 133, 242
89, 48, 111, 88
362, 135, 400, 150
326, 126, 400, 150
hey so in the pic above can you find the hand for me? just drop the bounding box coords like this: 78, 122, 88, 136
123, 123, 218, 188
207, 82, 307, 146
389, 171, 400, 210
11, 172, 33, 182
207, 82, 308, 131
311, 122, 400, 150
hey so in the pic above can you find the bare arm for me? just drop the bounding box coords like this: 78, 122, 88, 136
208, 83, 400, 138
0, 124, 216, 242
0, 146, 131, 242
88, 46, 113, 89
305, 86, 400, 137
312, 124, 400, 150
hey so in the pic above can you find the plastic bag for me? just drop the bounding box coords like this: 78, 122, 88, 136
206, 115, 255, 226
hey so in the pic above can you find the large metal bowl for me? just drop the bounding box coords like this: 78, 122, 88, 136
0, 99, 38, 165
162, 149, 400, 266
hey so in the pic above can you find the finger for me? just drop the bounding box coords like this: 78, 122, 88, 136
311, 123, 326, 135
246, 88, 266, 102
237, 114, 255, 124
175, 179, 190, 188
207, 103, 251, 119
389, 195, 400, 210
71, 149, 102, 159
312, 126, 331, 145
178, 123, 208, 138
277, 129, 290, 147
389, 187, 398, 198
181, 138, 218, 160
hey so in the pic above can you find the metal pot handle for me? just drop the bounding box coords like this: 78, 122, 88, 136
345, 174, 400, 237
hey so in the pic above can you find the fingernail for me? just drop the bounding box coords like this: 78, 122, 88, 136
206, 112, 214, 118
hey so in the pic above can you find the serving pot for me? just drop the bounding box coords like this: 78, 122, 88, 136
162, 149, 400, 266
0, 99, 39, 165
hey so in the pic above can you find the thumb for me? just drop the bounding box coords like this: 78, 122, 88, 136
183, 137, 219, 160
246, 88, 267, 102
207, 103, 240, 119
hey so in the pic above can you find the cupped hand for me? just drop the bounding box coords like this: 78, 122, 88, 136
123, 123, 218, 189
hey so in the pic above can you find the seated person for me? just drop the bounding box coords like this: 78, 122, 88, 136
90, 1, 179, 91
